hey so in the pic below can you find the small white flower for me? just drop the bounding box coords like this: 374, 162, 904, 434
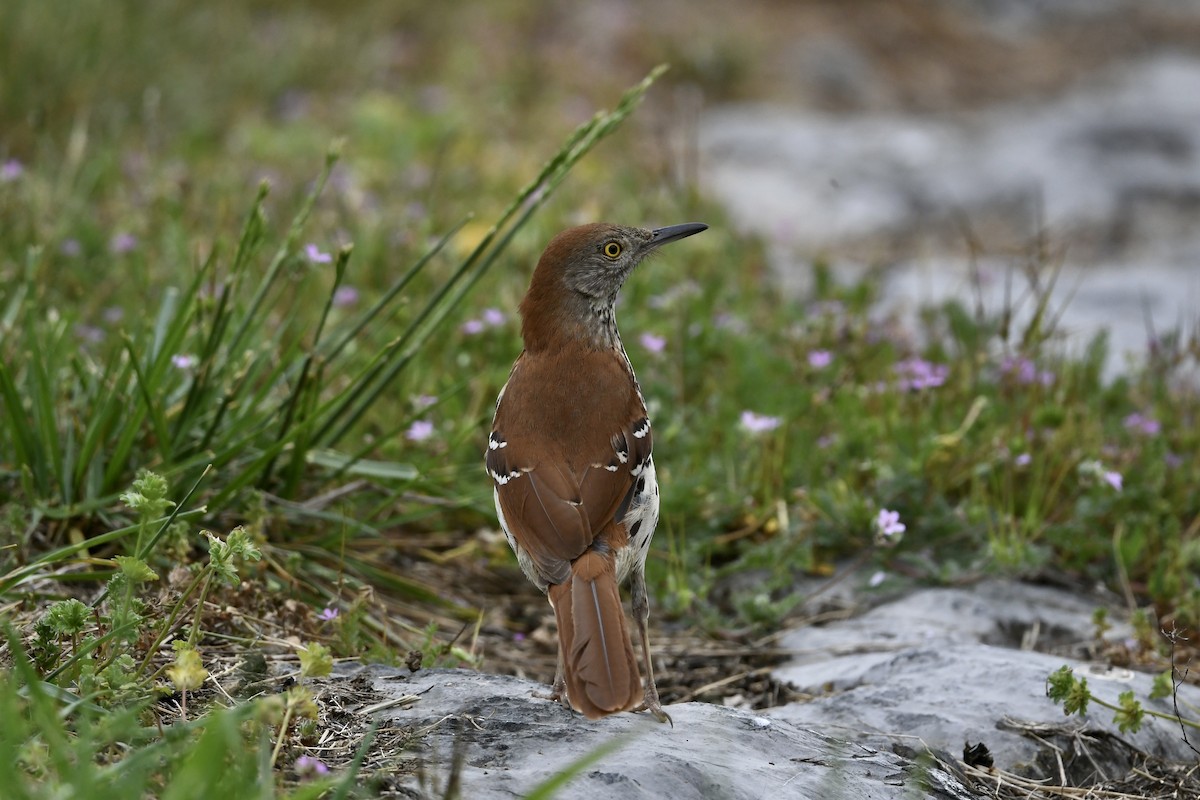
739, 410, 781, 434
874, 509, 906, 546
406, 420, 434, 442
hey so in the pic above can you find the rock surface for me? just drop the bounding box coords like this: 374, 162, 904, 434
699, 56, 1200, 376
358, 665, 983, 799
341, 579, 1197, 797
770, 579, 1200, 775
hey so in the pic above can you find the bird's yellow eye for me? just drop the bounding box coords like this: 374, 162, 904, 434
602, 241, 622, 259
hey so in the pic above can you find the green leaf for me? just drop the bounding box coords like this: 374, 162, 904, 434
45, 598, 90, 636
1113, 690, 1144, 733
297, 642, 333, 679
225, 526, 262, 563
167, 646, 208, 692
1045, 665, 1075, 702
121, 470, 173, 518
304, 448, 418, 481
204, 531, 237, 586
113, 556, 159, 584
1149, 670, 1173, 700
1046, 665, 1090, 717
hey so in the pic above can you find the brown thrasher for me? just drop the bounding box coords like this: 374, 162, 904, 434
487, 221, 707, 722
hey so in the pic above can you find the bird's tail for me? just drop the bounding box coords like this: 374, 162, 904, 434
548, 547, 641, 719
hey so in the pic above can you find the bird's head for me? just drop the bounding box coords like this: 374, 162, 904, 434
519, 222, 707, 350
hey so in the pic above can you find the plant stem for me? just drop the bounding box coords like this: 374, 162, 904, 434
269, 703, 296, 770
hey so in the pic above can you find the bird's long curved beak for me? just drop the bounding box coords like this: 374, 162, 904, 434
649, 222, 708, 249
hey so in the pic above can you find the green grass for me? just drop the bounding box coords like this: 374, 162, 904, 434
1, 624, 367, 800
3, 0, 1200, 795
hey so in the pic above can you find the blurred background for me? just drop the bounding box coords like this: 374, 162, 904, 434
5, 0, 1200, 367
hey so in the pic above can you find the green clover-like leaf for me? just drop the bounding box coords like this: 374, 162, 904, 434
167, 646, 209, 692
1113, 690, 1145, 733
204, 531, 238, 585
45, 598, 90, 637
225, 526, 262, 563
298, 641, 333, 679
113, 555, 159, 583
1046, 666, 1076, 703
121, 470, 174, 518
1149, 671, 1173, 700
1047, 665, 1090, 717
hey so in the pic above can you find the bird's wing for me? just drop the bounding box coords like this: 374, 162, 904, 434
488, 429, 587, 585
579, 416, 653, 530
488, 350, 653, 585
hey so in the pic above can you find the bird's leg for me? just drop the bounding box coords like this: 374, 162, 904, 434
630, 568, 672, 725
533, 649, 572, 710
